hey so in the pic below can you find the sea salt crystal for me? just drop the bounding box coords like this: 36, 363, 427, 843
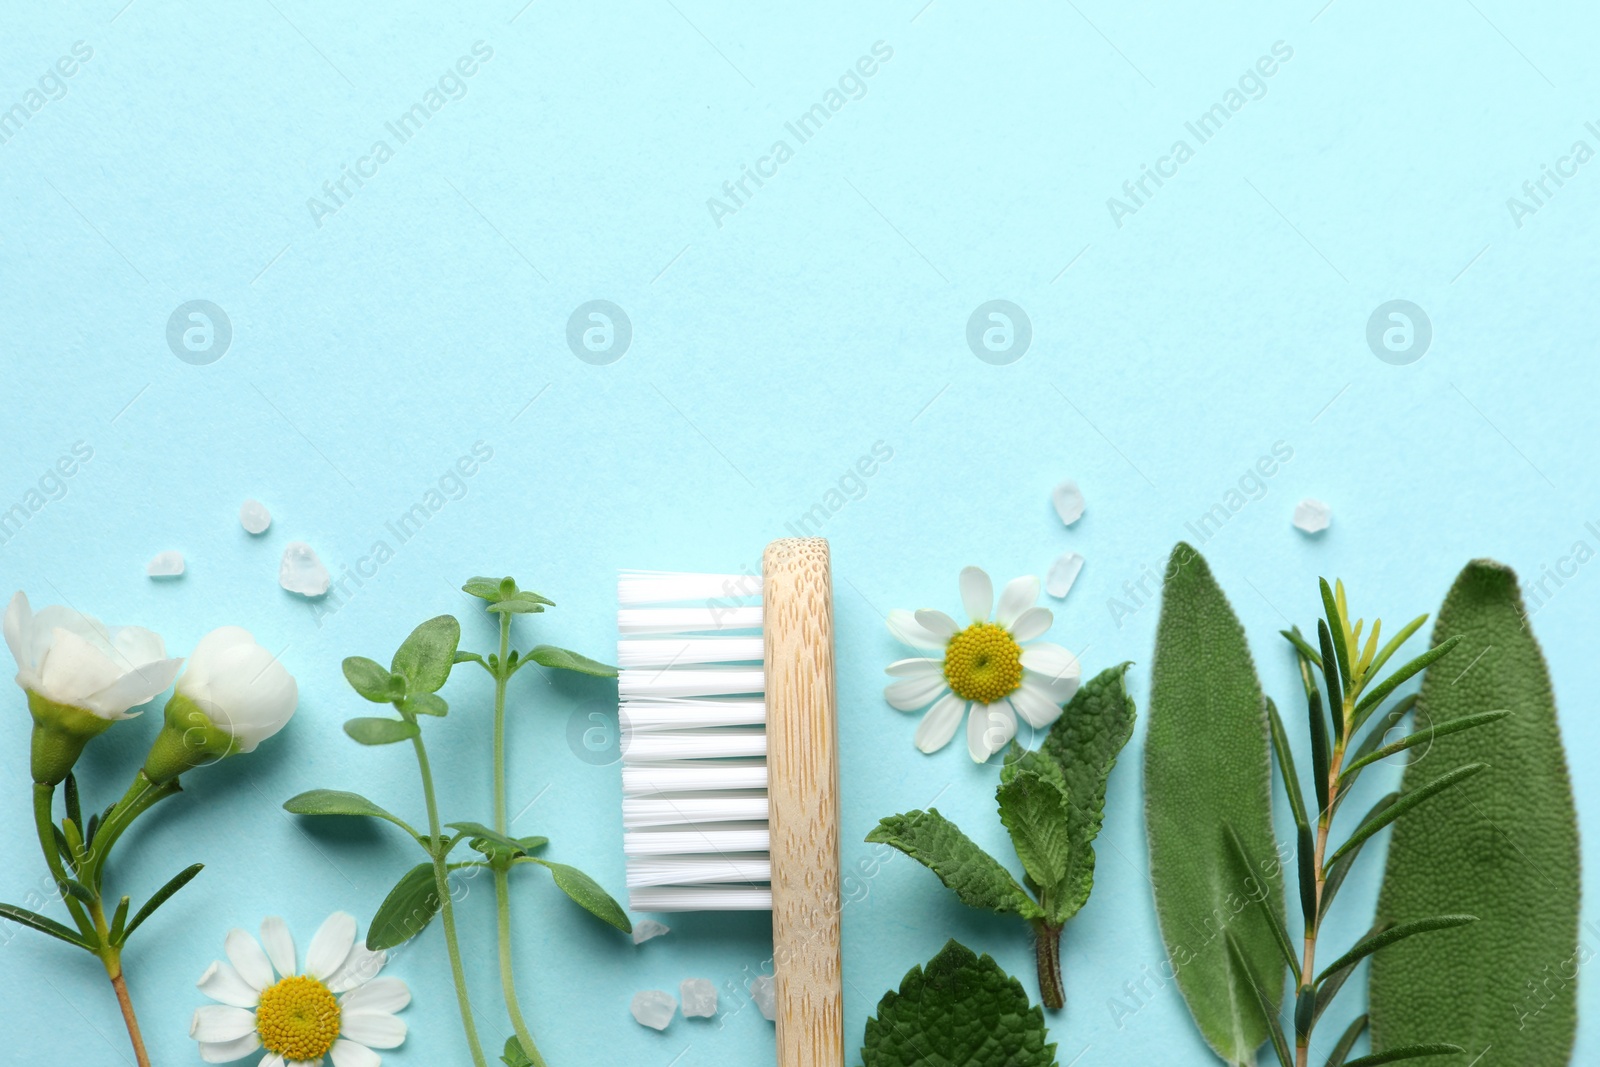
240, 499, 272, 535
748, 974, 776, 1021
146, 551, 185, 578
279, 542, 331, 596
631, 919, 670, 945
1051, 480, 1085, 526
630, 990, 676, 1030
1293, 498, 1332, 535
680, 978, 717, 1018
1046, 551, 1084, 599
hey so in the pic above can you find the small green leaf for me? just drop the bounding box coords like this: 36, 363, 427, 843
486, 592, 556, 615
1316, 619, 1344, 745
866, 809, 1042, 920
1316, 915, 1477, 986
445, 821, 531, 862
1345, 694, 1418, 770
1363, 613, 1429, 682
1324, 1013, 1370, 1067
390, 615, 461, 695
1327, 764, 1487, 867
517, 835, 549, 852
1222, 823, 1300, 984
1314, 924, 1376, 1025
1279, 627, 1322, 668
1351, 636, 1463, 728
343, 656, 405, 702
0, 902, 91, 948
861, 940, 1056, 1067
1318, 578, 1351, 700
108, 895, 130, 943
344, 717, 421, 746
283, 789, 419, 837
501, 1036, 535, 1067
524, 859, 630, 932
522, 645, 618, 677
367, 863, 442, 950
120, 864, 204, 942
1339, 710, 1510, 786
403, 693, 449, 717
462, 576, 507, 601
1343, 1044, 1464, 1066
1266, 698, 1309, 833
995, 760, 1072, 907
63, 773, 81, 831
453, 650, 486, 666
1226, 932, 1292, 1067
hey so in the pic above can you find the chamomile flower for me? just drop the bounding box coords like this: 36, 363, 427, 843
885, 566, 1081, 762
190, 912, 408, 1067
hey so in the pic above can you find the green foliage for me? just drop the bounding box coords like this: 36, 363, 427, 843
1370, 560, 1580, 1064
523, 858, 631, 932
867, 665, 1135, 1009
861, 940, 1057, 1067
343, 656, 405, 702
521, 644, 618, 677
343, 716, 420, 745
367, 862, 442, 950
391, 615, 461, 694
1144, 543, 1284, 1064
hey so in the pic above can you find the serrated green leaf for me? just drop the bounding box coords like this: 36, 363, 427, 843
343, 656, 404, 702
120, 864, 203, 942
1145, 544, 1285, 1064
1371, 560, 1580, 1064
1343, 1044, 1464, 1066
523, 859, 630, 932
1036, 661, 1137, 923
995, 762, 1072, 912
344, 717, 420, 746
860, 940, 1056, 1067
522, 644, 618, 677
283, 789, 419, 838
866, 809, 1042, 920
0, 902, 91, 948
367, 863, 442, 950
390, 615, 460, 694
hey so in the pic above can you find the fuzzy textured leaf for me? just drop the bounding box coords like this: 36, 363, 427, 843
861, 940, 1057, 1067
995, 755, 1072, 910
1145, 544, 1285, 1063
525, 859, 631, 932
343, 656, 404, 703
390, 615, 460, 694
283, 789, 417, 837
1036, 662, 1137, 921
1371, 560, 1580, 1064
343, 717, 420, 746
867, 810, 1042, 920
367, 862, 441, 950
523, 644, 618, 678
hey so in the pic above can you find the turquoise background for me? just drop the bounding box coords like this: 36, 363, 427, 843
1, 1, 1597, 1064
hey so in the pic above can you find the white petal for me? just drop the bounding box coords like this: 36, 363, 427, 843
82, 657, 183, 718
259, 1054, 287, 1067
339, 977, 410, 1015
958, 566, 992, 623
109, 625, 169, 669
224, 928, 274, 991
1011, 683, 1066, 729
914, 693, 966, 753
1007, 606, 1053, 644
29, 605, 112, 664
340, 1010, 406, 1048
886, 609, 944, 651
198, 1032, 261, 1063
190, 1004, 256, 1042
913, 609, 960, 639
967, 701, 1017, 762
197, 959, 261, 1008
1020, 642, 1081, 683
3, 591, 30, 671
884, 675, 948, 712
306, 912, 357, 980
259, 916, 296, 978
37, 627, 123, 707
328, 1039, 381, 1067
994, 576, 1041, 628
883, 657, 942, 679
179, 631, 298, 752
325, 943, 387, 994
1024, 669, 1080, 706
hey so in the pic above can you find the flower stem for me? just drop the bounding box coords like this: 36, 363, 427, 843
81, 773, 181, 892
31, 783, 92, 938
90, 899, 151, 1067
412, 730, 490, 1067
491, 611, 547, 1067
1032, 920, 1065, 1011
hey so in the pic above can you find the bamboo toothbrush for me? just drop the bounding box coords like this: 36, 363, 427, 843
618, 538, 842, 1067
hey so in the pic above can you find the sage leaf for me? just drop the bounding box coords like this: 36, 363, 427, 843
524, 859, 631, 932
523, 645, 618, 678
866, 809, 1043, 920
1343, 1044, 1463, 1066
282, 789, 419, 838
343, 656, 404, 702
861, 940, 1056, 1067
119, 863, 204, 942
367, 862, 441, 950
995, 758, 1072, 909
390, 615, 460, 694
1145, 543, 1285, 1063
1371, 560, 1580, 1064
1036, 661, 1137, 922
1326, 763, 1486, 867
344, 717, 420, 746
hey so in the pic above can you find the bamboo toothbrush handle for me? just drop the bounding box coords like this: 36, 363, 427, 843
763, 538, 843, 1067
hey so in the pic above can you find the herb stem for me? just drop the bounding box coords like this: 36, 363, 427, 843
1296, 696, 1351, 1067
412, 729, 490, 1067
1032, 919, 1065, 1011
490, 611, 547, 1067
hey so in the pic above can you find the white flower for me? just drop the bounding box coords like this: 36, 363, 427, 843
3, 591, 182, 720
191, 912, 408, 1067
884, 566, 1081, 762
176, 626, 298, 752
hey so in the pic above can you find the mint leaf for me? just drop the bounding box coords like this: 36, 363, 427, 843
994, 756, 1071, 910
866, 809, 1042, 920
390, 615, 460, 694
861, 940, 1056, 1067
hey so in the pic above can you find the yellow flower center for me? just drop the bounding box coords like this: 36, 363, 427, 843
943, 622, 1023, 705
255, 975, 341, 1061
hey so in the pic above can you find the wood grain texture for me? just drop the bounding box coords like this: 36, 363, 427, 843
763, 538, 843, 1067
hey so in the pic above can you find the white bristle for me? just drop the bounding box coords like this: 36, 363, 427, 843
618, 569, 771, 912
621, 700, 765, 732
